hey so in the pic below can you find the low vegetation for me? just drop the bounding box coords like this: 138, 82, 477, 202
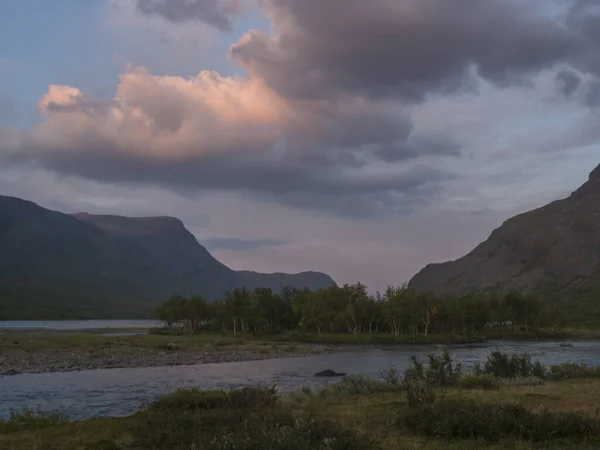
0, 408, 67, 434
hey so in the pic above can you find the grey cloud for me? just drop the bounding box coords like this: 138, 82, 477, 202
136, 0, 242, 31
585, 81, 600, 107
201, 236, 287, 251
376, 134, 462, 163
5, 136, 453, 218
231, 0, 589, 102
555, 69, 582, 97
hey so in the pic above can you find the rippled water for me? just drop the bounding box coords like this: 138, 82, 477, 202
0, 320, 160, 330
0, 340, 597, 420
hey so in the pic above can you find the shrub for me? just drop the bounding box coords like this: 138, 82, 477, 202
547, 363, 600, 381
135, 388, 380, 450
149, 386, 278, 412
379, 366, 400, 385
0, 407, 68, 434
403, 379, 437, 407
458, 374, 499, 390
481, 351, 546, 379
399, 399, 600, 442
404, 350, 462, 387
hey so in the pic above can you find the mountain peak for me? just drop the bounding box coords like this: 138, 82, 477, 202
0, 195, 336, 318
73, 214, 186, 237
589, 164, 600, 183
408, 162, 600, 306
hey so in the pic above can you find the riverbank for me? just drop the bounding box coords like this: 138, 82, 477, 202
3, 369, 600, 449
0, 327, 580, 376
0, 331, 331, 376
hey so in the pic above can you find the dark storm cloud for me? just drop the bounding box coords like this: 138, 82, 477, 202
136, 0, 242, 31
201, 236, 287, 251
555, 69, 582, 96
231, 0, 589, 102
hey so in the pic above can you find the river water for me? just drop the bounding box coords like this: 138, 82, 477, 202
1, 340, 598, 420
0, 320, 160, 330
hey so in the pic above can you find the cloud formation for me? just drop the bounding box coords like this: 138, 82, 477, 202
4, 63, 459, 217
231, 0, 595, 102
555, 69, 582, 97
135, 0, 244, 30
4, 0, 600, 219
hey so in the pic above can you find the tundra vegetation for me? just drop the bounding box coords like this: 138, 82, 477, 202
4, 351, 600, 449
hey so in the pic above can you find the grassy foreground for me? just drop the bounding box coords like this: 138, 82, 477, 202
4, 352, 600, 450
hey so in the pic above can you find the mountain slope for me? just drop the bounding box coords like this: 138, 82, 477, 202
408, 164, 600, 310
0, 196, 336, 319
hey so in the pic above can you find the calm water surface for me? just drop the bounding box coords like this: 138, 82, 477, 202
0, 340, 597, 420
0, 320, 160, 330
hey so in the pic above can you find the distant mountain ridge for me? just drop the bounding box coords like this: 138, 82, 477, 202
0, 196, 336, 319
408, 163, 600, 318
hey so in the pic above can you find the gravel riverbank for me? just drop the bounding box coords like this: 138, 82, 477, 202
0, 345, 332, 376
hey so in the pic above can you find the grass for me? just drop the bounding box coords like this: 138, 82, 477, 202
0, 408, 67, 434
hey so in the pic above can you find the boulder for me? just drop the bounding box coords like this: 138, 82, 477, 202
314, 369, 346, 377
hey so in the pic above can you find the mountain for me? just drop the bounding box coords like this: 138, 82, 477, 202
0, 196, 336, 319
408, 163, 600, 318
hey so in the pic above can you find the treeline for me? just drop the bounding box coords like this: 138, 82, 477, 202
155, 284, 566, 336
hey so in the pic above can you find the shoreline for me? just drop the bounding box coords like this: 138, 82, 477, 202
0, 328, 585, 377
0, 344, 333, 377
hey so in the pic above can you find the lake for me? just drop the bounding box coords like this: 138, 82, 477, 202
0, 320, 160, 330
0, 340, 596, 420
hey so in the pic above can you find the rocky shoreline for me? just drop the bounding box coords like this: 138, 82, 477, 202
0, 345, 332, 376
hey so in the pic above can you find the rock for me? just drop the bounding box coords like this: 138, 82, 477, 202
559, 343, 574, 347
314, 369, 346, 377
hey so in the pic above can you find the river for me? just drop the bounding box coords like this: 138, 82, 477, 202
0, 339, 597, 420
0, 320, 160, 330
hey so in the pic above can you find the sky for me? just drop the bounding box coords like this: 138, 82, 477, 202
1, 0, 600, 291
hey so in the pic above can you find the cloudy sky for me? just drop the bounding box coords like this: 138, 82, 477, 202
1, 0, 599, 290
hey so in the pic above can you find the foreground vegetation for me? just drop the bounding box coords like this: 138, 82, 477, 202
5, 351, 600, 449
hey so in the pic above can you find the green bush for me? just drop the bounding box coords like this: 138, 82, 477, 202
399, 399, 600, 442
135, 388, 380, 450
148, 386, 278, 412
378, 366, 400, 385
458, 374, 499, 390
480, 351, 546, 379
403, 379, 437, 407
404, 350, 462, 387
547, 363, 600, 381
0, 407, 68, 434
